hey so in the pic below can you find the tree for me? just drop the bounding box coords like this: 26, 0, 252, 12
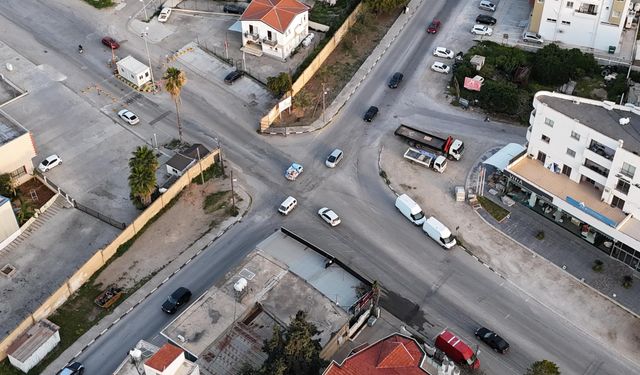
259, 311, 327, 375
266, 73, 292, 97
525, 360, 561, 375
478, 80, 520, 114
532, 44, 597, 85
364, 0, 406, 13
164, 67, 187, 142
128, 146, 158, 206
0, 173, 14, 198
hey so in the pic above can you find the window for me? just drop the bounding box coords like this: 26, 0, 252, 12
616, 179, 631, 194
566, 1, 574, 7
9, 166, 26, 179
562, 165, 572, 177
544, 117, 554, 127
249, 25, 254, 34
612, 195, 626, 209
621, 162, 636, 178
537, 151, 547, 163
267, 30, 273, 40
547, 18, 557, 22
566, 148, 576, 157
541, 134, 550, 143
612, 10, 621, 18
578, 3, 598, 15
561, 20, 571, 25
570, 131, 581, 141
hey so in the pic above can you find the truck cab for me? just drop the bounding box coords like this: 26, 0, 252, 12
446, 138, 464, 160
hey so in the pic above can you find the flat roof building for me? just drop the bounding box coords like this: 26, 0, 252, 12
504, 91, 640, 272
6, 319, 60, 373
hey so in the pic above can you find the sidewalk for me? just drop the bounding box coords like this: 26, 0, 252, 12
43, 185, 251, 375
468, 150, 640, 317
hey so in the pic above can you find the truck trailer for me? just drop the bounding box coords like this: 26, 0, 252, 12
394, 124, 464, 160
403, 147, 447, 173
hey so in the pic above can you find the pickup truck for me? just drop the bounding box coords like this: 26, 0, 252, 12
285, 163, 303, 181
403, 147, 447, 173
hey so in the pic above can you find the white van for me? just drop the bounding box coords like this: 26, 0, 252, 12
423, 217, 456, 249
395, 194, 426, 225
278, 196, 298, 215
479, 0, 496, 11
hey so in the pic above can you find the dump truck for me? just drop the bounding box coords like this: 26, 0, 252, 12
403, 147, 447, 173
394, 124, 464, 160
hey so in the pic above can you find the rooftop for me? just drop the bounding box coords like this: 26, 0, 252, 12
6, 319, 59, 362
146, 343, 183, 372
241, 0, 309, 33
116, 55, 149, 73
509, 157, 627, 225
324, 334, 429, 375
167, 153, 195, 171
0, 110, 28, 146
536, 92, 640, 154
113, 340, 199, 375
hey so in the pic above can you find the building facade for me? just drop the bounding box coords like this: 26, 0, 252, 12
505, 91, 640, 271
0, 113, 36, 186
528, 0, 631, 51
240, 0, 309, 60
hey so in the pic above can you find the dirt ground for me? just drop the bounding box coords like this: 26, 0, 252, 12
95, 178, 236, 290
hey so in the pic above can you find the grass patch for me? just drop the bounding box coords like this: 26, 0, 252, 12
193, 162, 224, 185
82, 0, 114, 8
477, 196, 510, 222
574, 76, 605, 98
203, 191, 232, 213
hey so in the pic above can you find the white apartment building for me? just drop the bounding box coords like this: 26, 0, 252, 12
504, 91, 640, 271
528, 0, 631, 52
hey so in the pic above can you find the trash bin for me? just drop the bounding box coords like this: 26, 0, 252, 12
608, 45, 616, 54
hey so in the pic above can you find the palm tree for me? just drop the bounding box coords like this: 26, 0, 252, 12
128, 146, 158, 206
164, 67, 187, 142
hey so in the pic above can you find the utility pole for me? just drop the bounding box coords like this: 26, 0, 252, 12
230, 169, 236, 212
141, 27, 156, 92
140, 0, 149, 22
322, 82, 327, 121
216, 138, 224, 176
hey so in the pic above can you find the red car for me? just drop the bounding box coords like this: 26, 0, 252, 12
101, 36, 120, 49
427, 19, 441, 34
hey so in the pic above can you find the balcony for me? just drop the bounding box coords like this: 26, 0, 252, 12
529, 109, 536, 125
583, 148, 613, 169
526, 126, 532, 142
243, 32, 261, 42
587, 140, 615, 161
262, 38, 277, 47
576, 4, 598, 15
579, 163, 609, 186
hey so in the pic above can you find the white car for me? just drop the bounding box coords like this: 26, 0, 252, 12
158, 7, 172, 23
522, 31, 544, 44
431, 62, 451, 74
433, 47, 454, 59
318, 207, 341, 227
471, 25, 493, 36
325, 149, 344, 168
38, 154, 62, 173
118, 109, 140, 125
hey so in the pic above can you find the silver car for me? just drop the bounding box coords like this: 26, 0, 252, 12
325, 149, 344, 168
523, 31, 544, 44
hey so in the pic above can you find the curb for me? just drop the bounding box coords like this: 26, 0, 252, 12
56, 186, 253, 369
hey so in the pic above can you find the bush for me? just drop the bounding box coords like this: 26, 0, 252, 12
605, 74, 628, 102
478, 80, 520, 114
532, 44, 598, 85
266, 72, 292, 97
535, 230, 545, 240
623, 275, 634, 289
592, 259, 604, 272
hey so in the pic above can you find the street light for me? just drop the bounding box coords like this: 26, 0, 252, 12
321, 82, 329, 122
140, 0, 149, 22
141, 27, 157, 92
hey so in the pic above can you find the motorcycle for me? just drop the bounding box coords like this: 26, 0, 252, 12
78, 45, 83, 54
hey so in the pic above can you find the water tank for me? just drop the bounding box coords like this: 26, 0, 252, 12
129, 348, 142, 361
234, 277, 247, 292
634, 2, 640, 11
620, 117, 631, 126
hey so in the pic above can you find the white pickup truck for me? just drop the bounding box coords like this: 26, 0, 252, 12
403, 148, 447, 173
285, 163, 303, 181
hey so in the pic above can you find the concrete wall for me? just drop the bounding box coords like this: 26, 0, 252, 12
0, 150, 219, 360
0, 197, 19, 242
259, 3, 363, 131
0, 131, 36, 186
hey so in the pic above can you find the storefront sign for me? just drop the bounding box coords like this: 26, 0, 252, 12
503, 170, 553, 201
566, 196, 617, 227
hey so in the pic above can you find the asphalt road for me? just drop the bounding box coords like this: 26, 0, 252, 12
1, 0, 638, 374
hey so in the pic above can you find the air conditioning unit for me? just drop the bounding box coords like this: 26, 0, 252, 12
527, 154, 535, 159
558, 29, 564, 33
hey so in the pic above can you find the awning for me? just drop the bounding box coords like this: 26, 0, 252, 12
483, 143, 526, 171
228, 21, 242, 33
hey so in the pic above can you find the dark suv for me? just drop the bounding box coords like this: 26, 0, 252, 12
475, 14, 497, 25
363, 106, 379, 122
223, 4, 246, 14
388, 72, 403, 89
162, 287, 192, 314
475, 327, 509, 353
57, 362, 85, 375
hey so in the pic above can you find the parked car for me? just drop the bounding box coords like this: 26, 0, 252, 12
162, 287, 192, 314
479, 0, 496, 12
158, 7, 172, 22
471, 24, 493, 36
523, 31, 544, 44
318, 207, 341, 227
433, 47, 454, 59
118, 109, 140, 125
38, 154, 62, 173
223, 4, 246, 14
388, 72, 404, 89
101, 36, 120, 49
56, 362, 85, 375
475, 14, 496, 25
475, 327, 510, 353
224, 70, 243, 85
427, 19, 441, 34
278, 196, 298, 215
431, 62, 450, 74
363, 105, 379, 122
325, 149, 344, 168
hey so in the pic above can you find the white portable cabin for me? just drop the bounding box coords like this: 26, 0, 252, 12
116, 55, 151, 87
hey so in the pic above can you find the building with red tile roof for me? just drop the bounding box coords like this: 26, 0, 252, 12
323, 334, 432, 375
144, 343, 185, 374
239, 0, 310, 60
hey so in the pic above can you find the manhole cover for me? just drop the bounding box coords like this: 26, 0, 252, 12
1, 264, 16, 278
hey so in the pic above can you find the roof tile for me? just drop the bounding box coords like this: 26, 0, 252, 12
241, 0, 309, 33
